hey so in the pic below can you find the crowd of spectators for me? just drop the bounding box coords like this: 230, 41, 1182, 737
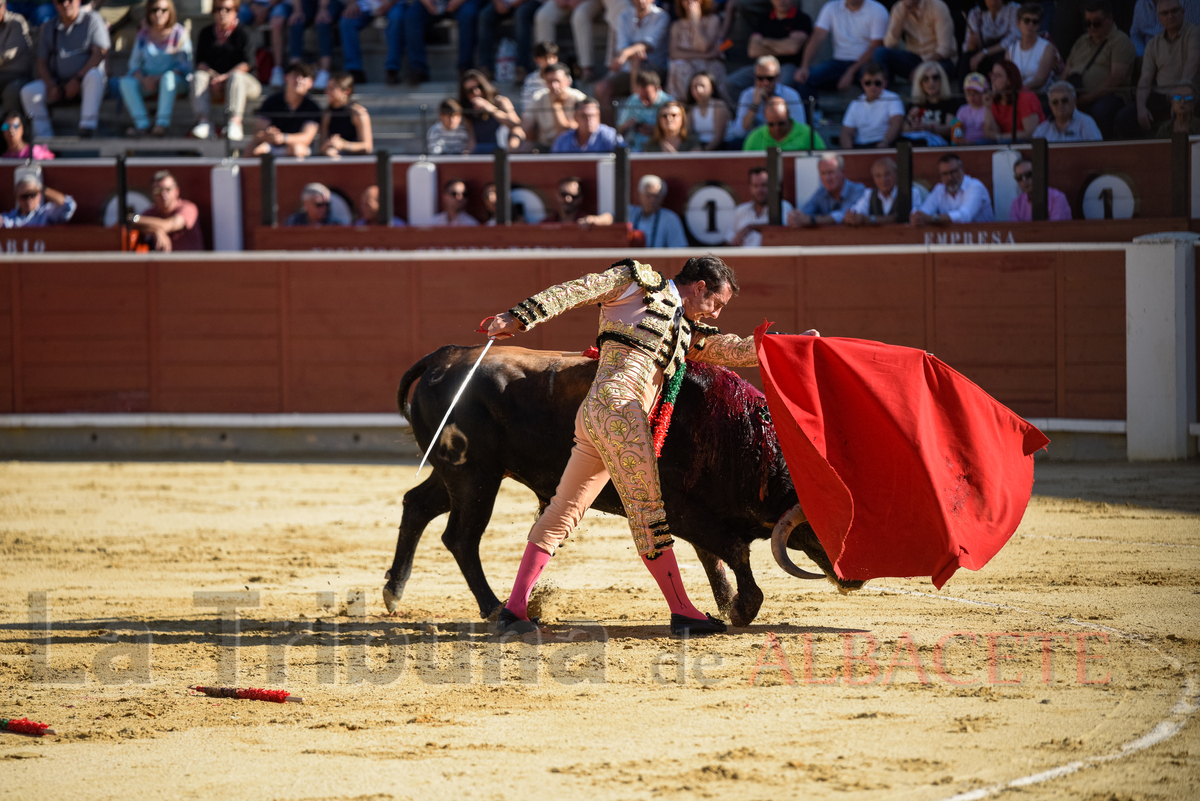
0, 0, 1190, 148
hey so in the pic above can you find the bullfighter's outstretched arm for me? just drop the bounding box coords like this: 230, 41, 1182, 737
687, 331, 759, 367
503, 260, 664, 332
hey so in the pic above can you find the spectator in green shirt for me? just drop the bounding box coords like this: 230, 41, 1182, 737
742, 96, 826, 151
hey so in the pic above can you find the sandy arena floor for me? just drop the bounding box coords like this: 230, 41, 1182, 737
1, 459, 1199, 800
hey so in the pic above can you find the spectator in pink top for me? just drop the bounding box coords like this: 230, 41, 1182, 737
2, 111, 54, 160
1008, 158, 1072, 221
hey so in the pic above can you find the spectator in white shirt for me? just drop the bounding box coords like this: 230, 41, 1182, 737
840, 62, 905, 147
844, 157, 922, 225
430, 178, 480, 226
794, 0, 890, 106
734, 55, 806, 140
911, 153, 994, 224
726, 166, 795, 247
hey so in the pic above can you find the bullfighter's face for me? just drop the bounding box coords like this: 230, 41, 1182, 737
680, 280, 734, 322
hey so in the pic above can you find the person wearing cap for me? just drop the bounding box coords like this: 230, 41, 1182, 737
954, 71, 995, 144
127, 169, 204, 251
2, 174, 76, 227
285, 182, 348, 226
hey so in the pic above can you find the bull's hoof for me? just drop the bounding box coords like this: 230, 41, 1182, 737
728, 591, 763, 628
670, 613, 727, 638
382, 570, 400, 613
835, 578, 866, 595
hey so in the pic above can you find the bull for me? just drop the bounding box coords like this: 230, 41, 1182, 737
385, 345, 863, 628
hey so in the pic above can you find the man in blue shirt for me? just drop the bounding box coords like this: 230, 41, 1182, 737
583, 173, 687, 247
1031, 82, 1103, 142
2, 174, 76, 227
552, 97, 627, 153
787, 152, 865, 226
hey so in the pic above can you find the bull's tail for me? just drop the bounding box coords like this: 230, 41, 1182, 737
397, 353, 435, 422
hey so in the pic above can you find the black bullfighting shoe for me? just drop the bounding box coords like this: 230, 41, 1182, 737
497, 607, 540, 635
670, 613, 728, 638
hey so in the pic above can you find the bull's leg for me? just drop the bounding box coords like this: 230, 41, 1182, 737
723, 540, 763, 628
383, 474, 452, 612
692, 545, 734, 619
440, 471, 506, 620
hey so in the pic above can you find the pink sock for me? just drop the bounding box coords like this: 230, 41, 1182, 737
506, 542, 552, 620
641, 549, 705, 619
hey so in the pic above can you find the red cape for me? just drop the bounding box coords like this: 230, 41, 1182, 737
754, 324, 1049, 588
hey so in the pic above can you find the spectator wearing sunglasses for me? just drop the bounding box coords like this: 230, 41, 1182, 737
1008, 158, 1071, 222
1157, 83, 1200, 135
430, 178, 480, 226
2, 111, 54, 159
117, 0, 192, 137
545, 176, 585, 224
734, 56, 806, 141
128, 169, 203, 250
1062, 1, 1133, 139
190, 0, 261, 141
0, 0, 34, 120
285, 182, 348, 226
1005, 2, 1059, 94
2, 173, 75, 228
742, 95, 825, 150
840, 61, 904, 147
1032, 81, 1102, 140
20, 0, 109, 138
1118, 0, 1200, 138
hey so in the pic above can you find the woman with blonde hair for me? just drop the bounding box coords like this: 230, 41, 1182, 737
904, 62, 959, 144
118, 0, 193, 137
666, 0, 729, 104
644, 100, 702, 152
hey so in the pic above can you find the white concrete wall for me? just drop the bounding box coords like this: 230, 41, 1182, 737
1126, 233, 1199, 460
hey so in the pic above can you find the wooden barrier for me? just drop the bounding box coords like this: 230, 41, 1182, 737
762, 219, 1194, 247
0, 247, 1125, 420
252, 222, 642, 250
1, 226, 124, 253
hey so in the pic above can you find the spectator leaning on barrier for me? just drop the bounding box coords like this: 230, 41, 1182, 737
320, 72, 373, 156
20, 0, 109, 138
545, 176, 584, 223
962, 0, 1018, 79
742, 94, 825, 150
628, 174, 687, 247
734, 55, 806, 141
724, 0, 811, 101
726, 165, 794, 247
551, 96, 626, 152
617, 70, 674, 151
595, 0, 671, 119
286, 182, 349, 226
876, 0, 956, 83
644, 100, 702, 151
1157, 82, 1200, 135
1005, 2, 1059, 93
427, 98, 470, 155
1118, 0, 1200, 139
118, 0, 192, 138
430, 178, 480, 226
525, 62, 586, 150
128, 169, 204, 251
1008, 158, 1071, 222
787, 152, 864, 226
1132, 0, 1200, 57
904, 61, 957, 143
844, 156, 923, 226
355, 184, 406, 226
252, 62, 322, 157
1032, 80, 1102, 141
2, 173, 75, 227
1063, 0, 1134, 140
404, 0, 478, 86
339, 0, 405, 87
191, 0, 261, 142
911, 152, 994, 224
2, 110, 53, 158
795, 0, 889, 108
0, 0, 34, 120
840, 61, 905, 147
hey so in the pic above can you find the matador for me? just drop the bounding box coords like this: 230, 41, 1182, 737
487, 255, 763, 637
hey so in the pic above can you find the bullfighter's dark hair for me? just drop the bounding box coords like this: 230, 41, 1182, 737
675, 255, 739, 296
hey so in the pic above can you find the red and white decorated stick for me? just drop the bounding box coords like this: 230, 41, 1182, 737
2, 717, 56, 736
188, 685, 304, 703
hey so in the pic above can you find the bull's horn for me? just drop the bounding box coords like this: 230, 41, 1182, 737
771, 504, 826, 580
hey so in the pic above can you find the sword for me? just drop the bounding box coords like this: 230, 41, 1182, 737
414, 318, 502, 478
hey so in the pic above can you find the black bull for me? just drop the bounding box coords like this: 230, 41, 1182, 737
385, 345, 863, 627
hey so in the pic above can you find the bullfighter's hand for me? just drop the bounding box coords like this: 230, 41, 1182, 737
487, 312, 523, 339
801, 328, 819, 336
